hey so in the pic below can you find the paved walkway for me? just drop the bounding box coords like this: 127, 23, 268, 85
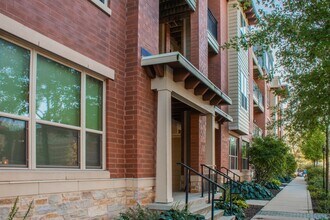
252, 177, 328, 220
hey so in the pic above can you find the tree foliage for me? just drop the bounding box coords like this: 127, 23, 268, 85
223, 0, 330, 134
300, 129, 325, 165
249, 136, 290, 183
284, 153, 297, 176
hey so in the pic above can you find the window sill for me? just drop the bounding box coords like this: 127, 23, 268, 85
0, 170, 110, 182
89, 0, 112, 16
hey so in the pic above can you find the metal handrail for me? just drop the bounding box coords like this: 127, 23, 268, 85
220, 166, 241, 182
177, 162, 226, 220
201, 164, 243, 215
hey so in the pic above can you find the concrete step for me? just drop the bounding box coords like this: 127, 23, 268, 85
190, 203, 213, 216
219, 215, 236, 220
204, 209, 225, 220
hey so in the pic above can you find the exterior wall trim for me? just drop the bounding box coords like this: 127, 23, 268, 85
0, 13, 115, 80
0, 177, 155, 198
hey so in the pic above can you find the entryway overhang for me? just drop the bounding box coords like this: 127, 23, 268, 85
141, 52, 232, 106
215, 107, 233, 124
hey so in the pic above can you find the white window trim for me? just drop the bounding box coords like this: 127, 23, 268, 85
240, 71, 248, 111
0, 36, 106, 171
0, 13, 114, 80
89, 0, 112, 16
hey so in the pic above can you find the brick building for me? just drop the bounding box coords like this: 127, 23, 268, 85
0, 0, 277, 218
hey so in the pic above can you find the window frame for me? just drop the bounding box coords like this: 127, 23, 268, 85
240, 70, 248, 111
0, 36, 106, 170
89, 0, 112, 16
241, 141, 249, 170
229, 136, 238, 170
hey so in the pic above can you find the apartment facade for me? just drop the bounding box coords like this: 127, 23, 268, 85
0, 0, 276, 218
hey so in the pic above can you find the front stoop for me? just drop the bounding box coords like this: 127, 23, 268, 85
148, 193, 227, 220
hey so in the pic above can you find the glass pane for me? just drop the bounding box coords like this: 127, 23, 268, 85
86, 76, 103, 131
86, 132, 102, 168
230, 156, 237, 170
36, 124, 79, 168
229, 136, 237, 156
0, 117, 27, 166
0, 38, 30, 116
36, 55, 81, 126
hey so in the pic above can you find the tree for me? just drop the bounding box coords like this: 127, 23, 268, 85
223, 0, 330, 193
249, 136, 290, 183
300, 129, 325, 166
284, 153, 297, 177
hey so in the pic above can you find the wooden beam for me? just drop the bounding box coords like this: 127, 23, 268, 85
194, 84, 209, 96
154, 65, 164, 77
144, 66, 156, 79
210, 96, 222, 105
173, 69, 190, 82
185, 76, 200, 89
203, 90, 216, 101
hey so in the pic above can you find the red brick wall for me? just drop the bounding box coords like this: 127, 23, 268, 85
0, 0, 128, 177
0, 0, 160, 179
136, 0, 158, 178
190, 0, 208, 76
190, 113, 206, 172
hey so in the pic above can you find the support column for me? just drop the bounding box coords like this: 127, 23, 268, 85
206, 114, 215, 166
155, 89, 173, 203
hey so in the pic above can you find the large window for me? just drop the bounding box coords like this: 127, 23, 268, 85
0, 38, 105, 169
229, 136, 238, 170
240, 71, 248, 110
242, 141, 249, 170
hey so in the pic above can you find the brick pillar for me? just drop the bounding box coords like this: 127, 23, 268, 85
190, 0, 208, 76
189, 113, 207, 193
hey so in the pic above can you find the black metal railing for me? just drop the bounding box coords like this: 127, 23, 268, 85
207, 9, 218, 40
177, 162, 226, 220
220, 167, 241, 182
201, 164, 242, 215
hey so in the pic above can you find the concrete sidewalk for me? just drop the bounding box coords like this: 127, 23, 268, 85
252, 177, 319, 220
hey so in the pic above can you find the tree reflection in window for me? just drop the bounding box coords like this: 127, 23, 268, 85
0, 39, 30, 116
36, 55, 81, 126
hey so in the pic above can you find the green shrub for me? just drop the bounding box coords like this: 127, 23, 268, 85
278, 175, 292, 183
117, 204, 160, 220
216, 201, 246, 220
305, 166, 330, 214
230, 181, 273, 200
159, 208, 205, 220
233, 199, 249, 209
264, 182, 281, 190
249, 136, 290, 183
117, 204, 206, 220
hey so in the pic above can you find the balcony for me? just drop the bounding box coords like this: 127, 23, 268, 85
253, 123, 263, 137
253, 81, 264, 112
252, 46, 274, 77
207, 9, 219, 53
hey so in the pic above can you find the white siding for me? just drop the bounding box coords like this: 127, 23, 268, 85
227, 1, 249, 135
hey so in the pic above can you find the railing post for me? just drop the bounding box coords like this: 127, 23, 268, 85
208, 168, 211, 203
211, 183, 215, 220
185, 169, 189, 206
201, 165, 204, 198
230, 180, 233, 215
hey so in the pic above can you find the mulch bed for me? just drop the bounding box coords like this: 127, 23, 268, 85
244, 205, 264, 220
269, 189, 281, 197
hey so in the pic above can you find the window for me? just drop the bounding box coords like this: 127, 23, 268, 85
0, 37, 105, 169
99, 0, 108, 4
242, 141, 249, 170
90, 0, 111, 16
240, 71, 248, 110
229, 136, 238, 170
240, 13, 247, 35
